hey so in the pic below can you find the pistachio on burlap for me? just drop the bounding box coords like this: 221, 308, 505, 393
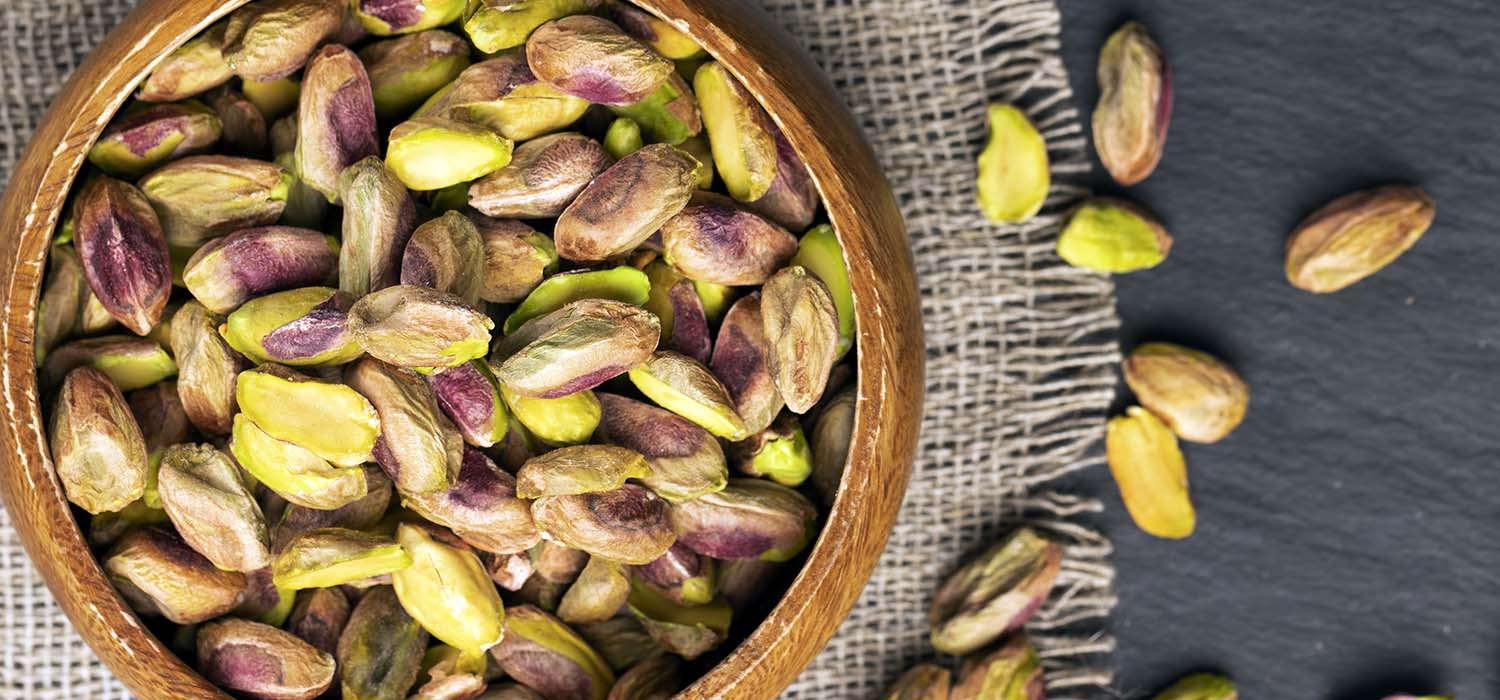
950, 634, 1045, 700
468, 132, 612, 219
197, 617, 336, 700
882, 664, 952, 700
493, 299, 660, 399
1055, 197, 1172, 274
103, 525, 246, 624
976, 103, 1050, 224
928, 527, 1062, 655
156, 443, 270, 572
50, 366, 148, 514
490, 604, 616, 700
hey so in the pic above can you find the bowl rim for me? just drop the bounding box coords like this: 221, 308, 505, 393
0, 1, 924, 699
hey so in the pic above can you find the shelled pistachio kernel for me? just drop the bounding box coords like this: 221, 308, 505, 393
1056, 197, 1172, 273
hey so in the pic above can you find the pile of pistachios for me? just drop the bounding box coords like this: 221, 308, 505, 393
37, 1, 863, 698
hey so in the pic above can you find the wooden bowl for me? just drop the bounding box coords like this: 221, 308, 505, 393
0, 1, 922, 698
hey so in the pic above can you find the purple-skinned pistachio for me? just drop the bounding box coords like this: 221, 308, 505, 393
503, 266, 651, 335
748, 126, 819, 231
627, 351, 748, 441
661, 192, 798, 286
639, 258, 712, 366
630, 541, 716, 606
392, 522, 507, 656
198, 617, 336, 700
233, 567, 296, 626
525, 15, 672, 106
71, 175, 172, 335
273, 527, 414, 590
418, 52, 590, 142
883, 664, 953, 700
626, 581, 731, 660
138, 23, 234, 102
695, 62, 778, 202
430, 360, 510, 448
671, 478, 816, 561
557, 555, 631, 625
222, 0, 346, 82
403, 447, 541, 554
204, 86, 270, 157
235, 365, 381, 467
928, 527, 1062, 655
353, 0, 466, 36
221, 287, 363, 366
338, 586, 430, 700
493, 299, 660, 399
463, 0, 600, 53
473, 216, 557, 303
50, 367, 149, 514
716, 557, 780, 611
401, 210, 485, 307
950, 634, 1045, 700
732, 414, 812, 487
490, 605, 616, 700
605, 653, 684, 700
594, 393, 726, 503
340, 157, 419, 297
468, 132, 613, 219
157, 442, 270, 572
88, 101, 223, 179
1094, 21, 1171, 186
576, 616, 660, 672
386, 116, 514, 192
288, 586, 352, 656
602, 3, 705, 60
515, 445, 652, 499
183, 226, 339, 314
345, 357, 464, 495
103, 525, 247, 624
609, 73, 702, 146
361, 30, 472, 120
553, 143, 700, 263
139, 155, 291, 248
297, 45, 380, 203
761, 265, 839, 413
40, 335, 176, 392
532, 483, 676, 566
170, 301, 244, 435
709, 294, 783, 435
486, 550, 535, 591
347, 285, 494, 371
273, 465, 393, 551
36, 245, 89, 363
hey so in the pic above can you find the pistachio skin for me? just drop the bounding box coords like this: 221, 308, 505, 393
553, 144, 700, 263
789, 224, 856, 358
40, 335, 177, 393
927, 527, 1062, 655
515, 445, 653, 499
297, 45, 381, 203
557, 556, 631, 625
183, 226, 339, 314
494, 299, 661, 399
354, 0, 466, 35
401, 211, 485, 307
205, 86, 270, 157
288, 586, 352, 656
576, 616, 660, 673
1124, 343, 1249, 444
474, 217, 557, 304
525, 15, 673, 106
71, 175, 172, 335
138, 23, 234, 102
463, 0, 600, 53
977, 103, 1051, 223
760, 266, 841, 413
532, 484, 677, 566
36, 245, 89, 363
1107, 406, 1195, 539
626, 581, 731, 660
883, 664, 952, 700
88, 101, 223, 179
272, 465, 393, 550
627, 351, 748, 441
222, 0, 345, 82
1284, 185, 1436, 293
103, 525, 247, 624
670, 478, 816, 562
340, 157, 419, 298
630, 541, 717, 606
50, 367, 149, 515
347, 285, 495, 371
1154, 673, 1238, 700
171, 301, 245, 435
609, 73, 702, 146
138, 155, 291, 248
403, 447, 541, 555
469, 133, 613, 220
661, 192, 798, 286
1094, 21, 1172, 186
197, 617, 336, 700
503, 266, 651, 335
156, 443, 271, 572
747, 127, 819, 231
220, 287, 363, 367
430, 360, 510, 448
595, 393, 727, 503
490, 604, 616, 700
417, 52, 589, 141
345, 357, 464, 496
710, 294, 783, 435
360, 30, 472, 120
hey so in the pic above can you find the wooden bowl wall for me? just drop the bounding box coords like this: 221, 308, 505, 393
0, 1, 923, 698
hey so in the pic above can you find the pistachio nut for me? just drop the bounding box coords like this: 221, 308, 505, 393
594, 393, 727, 503
469, 133, 613, 219
235, 365, 381, 467
222, 287, 363, 366
553, 143, 700, 262
430, 360, 511, 448
1284, 185, 1436, 293
103, 525, 246, 624
338, 586, 431, 700
490, 604, 616, 700
170, 302, 244, 435
558, 555, 631, 625
80, 285, 122, 335
604, 3, 704, 60
204, 86, 270, 157
883, 664, 952, 700
671, 478, 815, 561
272, 465, 392, 550
1107, 406, 1195, 539
605, 652, 683, 700
387, 116, 515, 192
36, 245, 89, 363
513, 568, 570, 612
976, 103, 1051, 223
609, 73, 702, 146
340, 157, 420, 297
604, 118, 645, 159
672, 137, 715, 193
1056, 198, 1172, 273
288, 586, 352, 656
1094, 21, 1171, 186
463, 0, 599, 52
1154, 673, 1237, 700
500, 382, 601, 446
128, 381, 191, 502
487, 550, 536, 591
184, 226, 339, 314
516, 445, 652, 499
138, 23, 234, 102
71, 175, 173, 335
345, 357, 464, 494
297, 45, 381, 203
641, 260, 712, 364
361, 30, 472, 120
1124, 342, 1249, 444
808, 386, 854, 507
234, 568, 297, 626
626, 581, 731, 660
222, 0, 345, 81
928, 527, 1062, 655
230, 413, 371, 510
348, 285, 494, 370
392, 521, 507, 656
88, 101, 223, 179
662, 192, 798, 285
532, 540, 590, 586
353, 0, 466, 35
40, 335, 177, 392
412, 645, 488, 700
274, 527, 413, 589
576, 616, 659, 672
474, 216, 558, 303
494, 299, 660, 399
198, 617, 335, 700
139, 155, 290, 248
709, 293, 783, 435
789, 224, 856, 358
950, 634, 1045, 700
504, 266, 651, 334
418, 53, 590, 141
87, 498, 170, 548
50, 367, 149, 514
404, 447, 541, 554
525, 14, 672, 105
630, 541, 717, 606
694, 61, 777, 202
156, 443, 270, 571
760, 265, 839, 413
532, 484, 676, 565
245, 77, 303, 122
628, 351, 748, 440
275, 151, 331, 229
747, 126, 818, 231
733, 415, 812, 487
400, 212, 485, 307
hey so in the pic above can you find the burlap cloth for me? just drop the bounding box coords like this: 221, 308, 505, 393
0, 0, 1120, 698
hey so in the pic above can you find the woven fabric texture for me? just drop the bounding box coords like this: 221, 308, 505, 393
0, 1, 1119, 698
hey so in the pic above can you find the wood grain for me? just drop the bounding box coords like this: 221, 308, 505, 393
0, 2, 923, 699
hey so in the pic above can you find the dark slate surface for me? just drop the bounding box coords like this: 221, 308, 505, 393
1054, 1, 1500, 698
